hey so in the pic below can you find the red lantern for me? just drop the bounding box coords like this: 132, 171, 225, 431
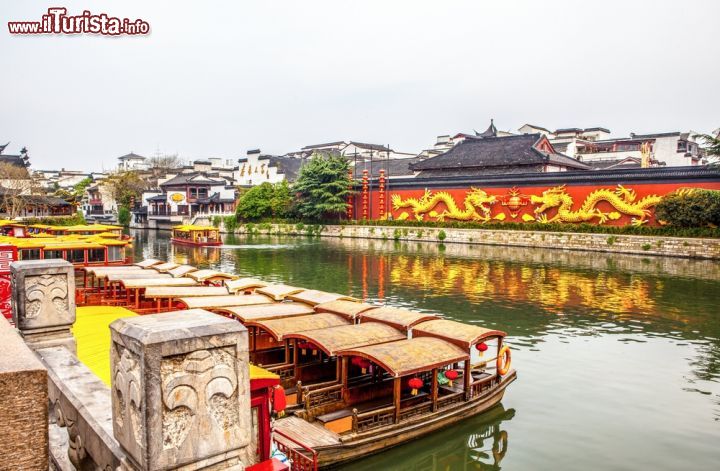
445, 369, 459, 387
476, 342, 488, 356
408, 377, 423, 396
272, 385, 287, 417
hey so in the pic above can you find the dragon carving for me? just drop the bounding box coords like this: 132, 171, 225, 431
530, 185, 662, 225
391, 188, 497, 222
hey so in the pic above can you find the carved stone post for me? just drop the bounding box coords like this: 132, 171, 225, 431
11, 259, 76, 353
110, 310, 251, 470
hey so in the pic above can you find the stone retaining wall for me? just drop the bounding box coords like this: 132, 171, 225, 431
229, 223, 720, 260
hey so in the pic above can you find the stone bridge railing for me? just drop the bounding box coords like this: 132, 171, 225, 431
6, 259, 253, 470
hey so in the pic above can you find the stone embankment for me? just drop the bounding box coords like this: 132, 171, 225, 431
223, 223, 720, 260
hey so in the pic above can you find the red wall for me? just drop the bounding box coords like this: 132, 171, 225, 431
353, 181, 720, 226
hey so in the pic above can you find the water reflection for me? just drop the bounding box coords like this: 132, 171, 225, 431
344, 405, 515, 471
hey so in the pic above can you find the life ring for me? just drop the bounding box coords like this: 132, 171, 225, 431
496, 346, 511, 376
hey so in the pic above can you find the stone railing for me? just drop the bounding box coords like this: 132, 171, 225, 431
8, 259, 255, 470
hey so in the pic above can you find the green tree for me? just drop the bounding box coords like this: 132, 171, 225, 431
236, 182, 274, 220
293, 152, 352, 220
118, 205, 131, 226
105, 171, 147, 207
695, 132, 720, 162
270, 180, 293, 218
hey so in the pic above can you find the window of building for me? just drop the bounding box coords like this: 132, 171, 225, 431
677, 141, 687, 152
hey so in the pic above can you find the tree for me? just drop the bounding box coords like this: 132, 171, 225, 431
118, 205, 131, 226
0, 162, 40, 218
54, 176, 93, 205
293, 153, 352, 220
236, 182, 274, 220
104, 171, 147, 207
148, 154, 182, 175
270, 180, 293, 218
695, 131, 720, 162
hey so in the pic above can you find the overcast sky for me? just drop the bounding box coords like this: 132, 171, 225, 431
1, 0, 718, 171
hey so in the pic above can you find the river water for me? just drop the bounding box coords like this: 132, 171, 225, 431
132, 230, 720, 470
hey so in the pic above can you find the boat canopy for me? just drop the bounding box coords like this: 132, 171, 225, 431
168, 265, 198, 278
225, 278, 268, 293
286, 290, 359, 306
412, 319, 507, 349
314, 300, 379, 319
121, 278, 198, 289
106, 273, 172, 282
172, 225, 219, 232
359, 306, 439, 330
152, 262, 180, 272
186, 269, 239, 282
255, 284, 306, 301
339, 337, 468, 378
245, 313, 350, 341
135, 259, 163, 268
286, 323, 405, 356
177, 294, 273, 309
216, 303, 315, 322
143, 286, 229, 299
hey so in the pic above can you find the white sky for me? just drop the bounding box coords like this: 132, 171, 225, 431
1, 0, 719, 170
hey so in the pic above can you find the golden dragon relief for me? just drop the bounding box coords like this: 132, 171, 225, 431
391, 185, 662, 226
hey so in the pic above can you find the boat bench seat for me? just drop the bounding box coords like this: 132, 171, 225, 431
316, 397, 392, 424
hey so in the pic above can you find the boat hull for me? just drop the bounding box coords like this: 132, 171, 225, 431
170, 238, 222, 247
313, 371, 516, 468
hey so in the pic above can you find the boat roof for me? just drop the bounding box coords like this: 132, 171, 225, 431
339, 337, 468, 378
359, 306, 439, 330
177, 294, 273, 309
314, 300, 379, 319
143, 286, 229, 299
106, 273, 172, 282
151, 262, 180, 272
285, 290, 359, 306
186, 269, 239, 282
246, 313, 350, 341
286, 323, 405, 356
255, 284, 306, 301
121, 278, 198, 289
168, 265, 198, 277
135, 259, 163, 268
215, 302, 315, 322
412, 319, 506, 349
0, 235, 129, 249
172, 225, 219, 232
225, 277, 268, 293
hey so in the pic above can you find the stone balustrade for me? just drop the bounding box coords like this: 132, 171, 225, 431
7, 259, 254, 470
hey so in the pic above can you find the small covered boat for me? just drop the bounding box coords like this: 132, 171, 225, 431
171, 225, 222, 246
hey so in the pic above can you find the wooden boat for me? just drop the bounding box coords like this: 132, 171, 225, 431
255, 284, 306, 301
286, 290, 359, 306
225, 277, 268, 294
171, 225, 222, 247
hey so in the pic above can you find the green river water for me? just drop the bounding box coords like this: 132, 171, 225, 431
132, 229, 720, 471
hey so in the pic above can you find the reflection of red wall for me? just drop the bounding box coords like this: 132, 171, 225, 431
353, 182, 720, 225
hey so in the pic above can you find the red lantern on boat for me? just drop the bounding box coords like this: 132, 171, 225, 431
445, 369, 459, 387
272, 385, 287, 417
408, 377, 423, 396
476, 342, 488, 356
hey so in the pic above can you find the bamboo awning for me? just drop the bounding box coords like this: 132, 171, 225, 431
135, 259, 162, 268
86, 266, 146, 275
185, 269, 240, 282
359, 306, 439, 330
151, 262, 180, 273
412, 319, 506, 349
225, 278, 268, 293
246, 313, 350, 341
144, 286, 229, 299
177, 294, 273, 309
215, 303, 315, 322
285, 290, 359, 306
121, 278, 198, 289
255, 284, 306, 301
168, 265, 198, 278
339, 337, 468, 378
107, 273, 172, 282
88, 267, 148, 278
286, 323, 405, 356
314, 300, 379, 319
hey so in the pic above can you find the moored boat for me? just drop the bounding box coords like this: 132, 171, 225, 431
171, 225, 222, 246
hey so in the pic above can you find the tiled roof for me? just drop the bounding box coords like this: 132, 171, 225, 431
353, 157, 421, 178
160, 172, 227, 187
118, 152, 146, 160
411, 134, 588, 171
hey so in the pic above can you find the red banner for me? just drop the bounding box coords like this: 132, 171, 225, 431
0, 245, 17, 320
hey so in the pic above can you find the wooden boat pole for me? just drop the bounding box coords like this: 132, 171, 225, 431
431, 368, 438, 412
335, 357, 341, 381
293, 339, 299, 382
393, 377, 401, 424
341, 356, 349, 399
284, 340, 290, 364
464, 359, 471, 401
497, 337, 504, 381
